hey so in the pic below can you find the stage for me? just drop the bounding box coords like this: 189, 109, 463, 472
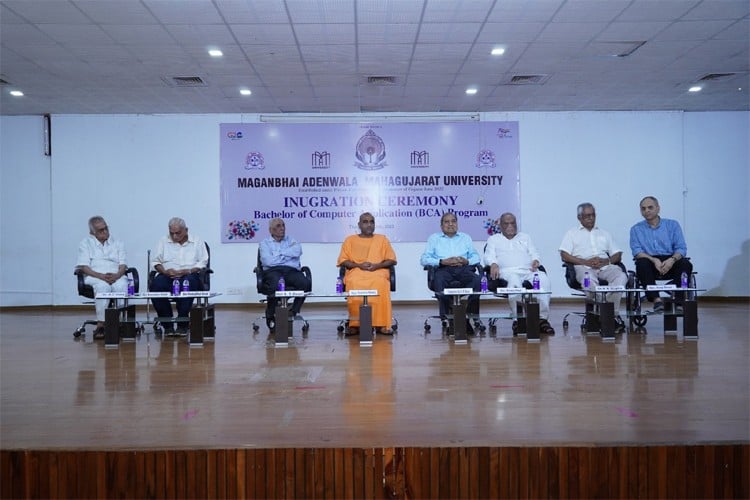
1, 301, 748, 498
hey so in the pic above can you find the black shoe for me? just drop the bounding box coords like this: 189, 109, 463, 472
266, 317, 276, 331
93, 326, 105, 340
176, 325, 189, 336
511, 321, 519, 336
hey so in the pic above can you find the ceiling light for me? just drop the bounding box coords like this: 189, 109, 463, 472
9, 90, 23, 97
688, 86, 702, 92
208, 49, 223, 57
240, 89, 252, 96
491, 47, 505, 56
465, 87, 478, 95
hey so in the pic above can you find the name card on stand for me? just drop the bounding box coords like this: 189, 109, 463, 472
180, 291, 212, 297
95, 292, 127, 299
495, 287, 528, 294
348, 289, 378, 296
275, 290, 305, 297
142, 292, 171, 297
647, 284, 677, 291
443, 288, 474, 295
595, 285, 625, 292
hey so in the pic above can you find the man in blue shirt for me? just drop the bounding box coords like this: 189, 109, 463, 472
629, 196, 693, 311
259, 218, 312, 329
420, 213, 482, 332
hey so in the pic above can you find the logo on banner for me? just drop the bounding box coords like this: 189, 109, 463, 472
354, 129, 387, 170
225, 219, 261, 240
497, 128, 513, 138
410, 150, 430, 168
475, 149, 496, 169
245, 152, 265, 170
312, 151, 331, 169
227, 131, 244, 140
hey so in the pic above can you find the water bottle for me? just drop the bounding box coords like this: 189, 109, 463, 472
277, 276, 285, 291
127, 276, 135, 296
335, 276, 344, 294
480, 272, 488, 292
583, 271, 590, 289
532, 272, 540, 290
680, 271, 688, 288
182, 278, 190, 293
172, 278, 180, 296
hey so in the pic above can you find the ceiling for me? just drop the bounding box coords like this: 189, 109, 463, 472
1, 0, 748, 116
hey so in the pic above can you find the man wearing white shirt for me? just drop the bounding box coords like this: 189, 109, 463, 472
151, 217, 209, 334
484, 213, 554, 335
76, 216, 128, 339
559, 202, 627, 332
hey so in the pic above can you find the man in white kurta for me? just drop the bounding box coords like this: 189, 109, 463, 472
484, 213, 554, 334
76, 216, 128, 336
559, 202, 627, 315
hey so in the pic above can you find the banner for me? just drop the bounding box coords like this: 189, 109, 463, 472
220, 121, 519, 243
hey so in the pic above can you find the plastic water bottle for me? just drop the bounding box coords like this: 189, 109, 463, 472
480, 272, 488, 292
532, 272, 540, 290
335, 276, 344, 294
680, 271, 688, 288
127, 276, 135, 296
172, 278, 180, 296
583, 271, 591, 289
277, 276, 285, 291
182, 278, 190, 293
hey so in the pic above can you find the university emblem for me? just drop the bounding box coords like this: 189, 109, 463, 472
354, 129, 387, 170
475, 149, 496, 169
245, 151, 265, 170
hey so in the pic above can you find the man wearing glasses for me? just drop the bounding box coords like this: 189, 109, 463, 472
76, 216, 129, 339
559, 203, 627, 331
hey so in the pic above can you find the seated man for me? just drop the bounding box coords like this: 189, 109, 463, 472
150, 217, 208, 334
420, 213, 482, 334
559, 202, 627, 332
76, 216, 129, 340
337, 212, 397, 335
259, 218, 312, 329
630, 196, 693, 311
484, 212, 555, 335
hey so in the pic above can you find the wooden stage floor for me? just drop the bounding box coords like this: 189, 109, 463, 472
2, 301, 748, 451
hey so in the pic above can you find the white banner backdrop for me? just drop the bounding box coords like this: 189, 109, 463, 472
220, 121, 519, 243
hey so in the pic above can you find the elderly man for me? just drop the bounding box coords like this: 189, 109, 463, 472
630, 196, 693, 311
76, 216, 129, 339
559, 202, 627, 332
151, 217, 208, 334
484, 213, 555, 335
259, 218, 312, 329
337, 212, 397, 335
420, 212, 482, 334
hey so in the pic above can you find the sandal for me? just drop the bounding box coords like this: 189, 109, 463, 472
93, 326, 105, 340
378, 327, 394, 336
345, 326, 359, 336
539, 319, 555, 335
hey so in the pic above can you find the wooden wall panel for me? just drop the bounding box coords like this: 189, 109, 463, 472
1, 444, 748, 499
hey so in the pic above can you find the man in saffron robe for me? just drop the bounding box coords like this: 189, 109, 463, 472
337, 212, 397, 335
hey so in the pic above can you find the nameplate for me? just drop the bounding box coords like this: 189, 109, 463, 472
444, 288, 474, 295
96, 292, 127, 298
180, 291, 212, 297
495, 287, 527, 294
142, 292, 171, 297
647, 284, 677, 291
348, 289, 378, 296
275, 290, 305, 297
595, 285, 625, 292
